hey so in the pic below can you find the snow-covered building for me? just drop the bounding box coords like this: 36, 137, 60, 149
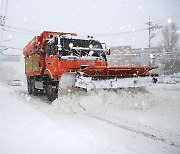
108, 46, 160, 67
108, 46, 132, 66
131, 47, 160, 66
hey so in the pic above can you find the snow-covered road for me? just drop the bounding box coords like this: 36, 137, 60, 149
0, 82, 180, 154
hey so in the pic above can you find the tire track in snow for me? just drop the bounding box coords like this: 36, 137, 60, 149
86, 114, 179, 148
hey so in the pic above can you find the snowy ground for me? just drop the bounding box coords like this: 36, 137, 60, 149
0, 80, 180, 154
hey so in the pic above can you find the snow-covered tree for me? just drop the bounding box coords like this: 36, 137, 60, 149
160, 21, 180, 74
162, 21, 179, 54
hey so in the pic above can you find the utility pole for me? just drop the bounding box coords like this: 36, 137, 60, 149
145, 16, 162, 65
0, 15, 6, 27
0, 15, 6, 53
0, 15, 7, 54
146, 17, 152, 54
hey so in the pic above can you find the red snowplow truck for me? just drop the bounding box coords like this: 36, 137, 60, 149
23, 31, 158, 101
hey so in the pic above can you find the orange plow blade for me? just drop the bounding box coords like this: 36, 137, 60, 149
73, 66, 158, 91
81, 66, 158, 77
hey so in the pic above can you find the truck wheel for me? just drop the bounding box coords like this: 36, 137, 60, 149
31, 78, 38, 96
46, 80, 58, 102
27, 78, 32, 94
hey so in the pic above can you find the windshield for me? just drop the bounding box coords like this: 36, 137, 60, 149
60, 38, 103, 50
59, 37, 103, 57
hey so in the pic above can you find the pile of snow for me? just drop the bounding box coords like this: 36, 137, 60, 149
52, 89, 156, 114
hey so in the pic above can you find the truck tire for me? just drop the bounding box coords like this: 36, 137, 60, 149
28, 77, 38, 96
31, 79, 38, 96
46, 79, 58, 102
27, 78, 32, 94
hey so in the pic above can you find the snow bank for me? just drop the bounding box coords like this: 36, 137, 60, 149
52, 88, 156, 114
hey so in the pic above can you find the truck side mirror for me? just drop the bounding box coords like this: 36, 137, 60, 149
107, 47, 110, 55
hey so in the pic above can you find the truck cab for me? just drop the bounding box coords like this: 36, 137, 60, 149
46, 35, 109, 58
45, 35, 110, 81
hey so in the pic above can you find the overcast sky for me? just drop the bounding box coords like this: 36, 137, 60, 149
1, 0, 180, 55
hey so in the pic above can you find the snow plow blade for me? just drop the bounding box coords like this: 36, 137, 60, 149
80, 66, 158, 77
74, 66, 158, 91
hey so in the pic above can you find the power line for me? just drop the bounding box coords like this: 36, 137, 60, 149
83, 14, 180, 38
153, 13, 180, 24
0, 45, 22, 51
0, 27, 37, 35
8, 46, 23, 50
2, 23, 148, 37
4, 24, 41, 33
90, 28, 147, 37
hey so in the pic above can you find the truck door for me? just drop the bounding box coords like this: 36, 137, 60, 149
45, 43, 58, 79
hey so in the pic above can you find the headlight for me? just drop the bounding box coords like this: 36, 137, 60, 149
69, 43, 73, 49
89, 44, 93, 50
